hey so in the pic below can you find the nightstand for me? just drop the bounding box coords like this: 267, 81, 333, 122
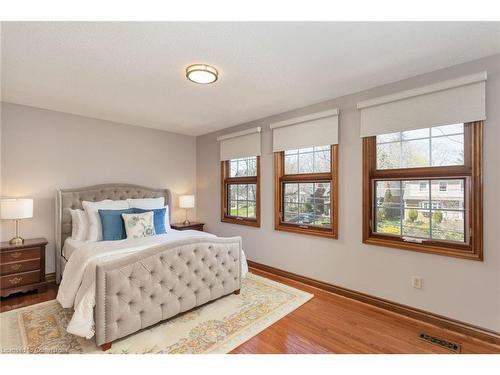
171, 222, 205, 231
0, 237, 48, 298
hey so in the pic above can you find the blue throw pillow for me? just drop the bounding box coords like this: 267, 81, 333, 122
133, 207, 167, 234
99, 208, 135, 241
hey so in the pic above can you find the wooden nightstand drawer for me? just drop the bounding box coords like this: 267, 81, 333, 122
1, 247, 40, 263
0, 238, 48, 297
1, 270, 40, 289
1, 259, 40, 276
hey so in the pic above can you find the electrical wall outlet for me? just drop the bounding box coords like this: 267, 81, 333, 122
412, 276, 423, 289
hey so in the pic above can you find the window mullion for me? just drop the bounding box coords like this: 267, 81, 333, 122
429, 179, 433, 240
399, 180, 403, 236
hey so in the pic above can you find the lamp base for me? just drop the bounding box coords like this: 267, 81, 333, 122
183, 219, 191, 225
9, 236, 24, 245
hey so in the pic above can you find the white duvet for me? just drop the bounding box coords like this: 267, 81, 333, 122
57, 230, 248, 339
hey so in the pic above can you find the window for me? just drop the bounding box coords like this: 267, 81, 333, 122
221, 156, 260, 227
275, 145, 338, 238
363, 122, 483, 260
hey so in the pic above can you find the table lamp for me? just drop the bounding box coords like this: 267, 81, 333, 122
0, 198, 33, 245
179, 195, 195, 225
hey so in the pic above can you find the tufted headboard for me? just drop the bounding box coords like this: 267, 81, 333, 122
55, 183, 172, 256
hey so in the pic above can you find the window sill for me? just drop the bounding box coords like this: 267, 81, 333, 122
275, 222, 338, 239
363, 235, 482, 261
221, 216, 260, 228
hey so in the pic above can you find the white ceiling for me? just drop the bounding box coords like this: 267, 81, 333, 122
2, 22, 500, 136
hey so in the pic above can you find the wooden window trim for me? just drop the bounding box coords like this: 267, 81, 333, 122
362, 122, 483, 260
274, 145, 338, 239
220, 156, 261, 227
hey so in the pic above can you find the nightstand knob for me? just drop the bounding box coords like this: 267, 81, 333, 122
8, 276, 22, 285
10, 264, 22, 271
10, 252, 22, 259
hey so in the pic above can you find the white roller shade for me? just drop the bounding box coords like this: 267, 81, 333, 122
357, 72, 487, 137
217, 127, 261, 161
270, 108, 339, 152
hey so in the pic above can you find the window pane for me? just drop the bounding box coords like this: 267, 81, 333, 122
237, 201, 248, 217
315, 182, 331, 199
313, 199, 330, 226
402, 128, 429, 140
229, 157, 257, 177
376, 125, 464, 170
229, 200, 238, 216
237, 184, 248, 200
402, 180, 429, 208
237, 159, 247, 176
230, 160, 238, 177
299, 183, 313, 203
375, 181, 401, 209
377, 132, 400, 143
376, 142, 401, 169
248, 184, 257, 201
247, 201, 256, 218
431, 179, 464, 209
431, 135, 464, 166
298, 151, 314, 173
314, 149, 331, 173
248, 158, 257, 176
285, 154, 298, 174
283, 182, 331, 228
401, 139, 429, 168
284, 183, 298, 203
431, 123, 463, 136
431, 210, 465, 242
375, 207, 401, 235
374, 179, 466, 243
403, 208, 430, 238
229, 184, 237, 200
299, 202, 314, 214
284, 202, 299, 223
284, 145, 331, 174
314, 145, 330, 151
228, 183, 257, 219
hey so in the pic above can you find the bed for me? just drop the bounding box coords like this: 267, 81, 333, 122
55, 184, 245, 351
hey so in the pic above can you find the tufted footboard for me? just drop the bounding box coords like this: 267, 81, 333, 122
95, 237, 242, 349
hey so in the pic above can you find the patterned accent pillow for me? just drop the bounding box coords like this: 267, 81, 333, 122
121, 211, 156, 239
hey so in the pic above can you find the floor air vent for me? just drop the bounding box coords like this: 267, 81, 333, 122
419, 333, 461, 353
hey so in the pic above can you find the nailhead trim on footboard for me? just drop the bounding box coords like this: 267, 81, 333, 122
95, 237, 242, 346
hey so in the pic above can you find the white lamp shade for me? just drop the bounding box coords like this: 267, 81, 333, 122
0, 199, 33, 219
179, 195, 195, 208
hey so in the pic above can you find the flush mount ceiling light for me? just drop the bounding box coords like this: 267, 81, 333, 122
186, 64, 218, 84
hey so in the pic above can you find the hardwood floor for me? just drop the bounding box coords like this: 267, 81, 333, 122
0, 283, 57, 313
1, 270, 499, 354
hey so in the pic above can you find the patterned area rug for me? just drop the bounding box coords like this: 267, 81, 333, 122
0, 273, 312, 354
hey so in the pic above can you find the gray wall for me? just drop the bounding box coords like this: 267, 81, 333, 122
196, 54, 500, 332
0, 103, 197, 273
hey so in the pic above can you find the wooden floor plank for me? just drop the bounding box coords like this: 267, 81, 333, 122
1, 270, 499, 354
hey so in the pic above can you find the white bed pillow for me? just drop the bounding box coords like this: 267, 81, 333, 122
82, 199, 129, 242
162, 206, 171, 230
122, 211, 156, 239
69, 209, 88, 241
127, 197, 165, 209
